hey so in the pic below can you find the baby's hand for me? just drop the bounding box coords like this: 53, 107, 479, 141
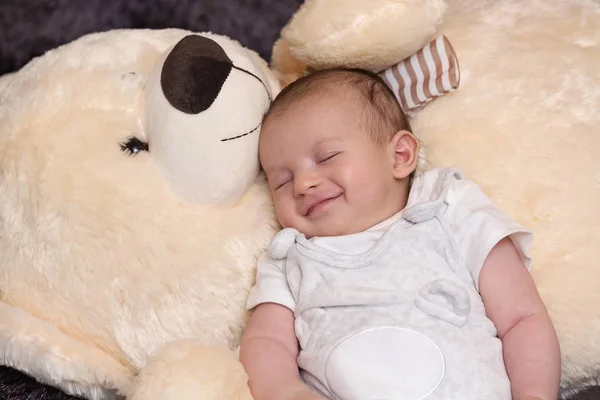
285, 387, 326, 400
288, 394, 325, 400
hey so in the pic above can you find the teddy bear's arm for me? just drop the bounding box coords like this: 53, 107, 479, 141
0, 300, 131, 400
272, 0, 447, 75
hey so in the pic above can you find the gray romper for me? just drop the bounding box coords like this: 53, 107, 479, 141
247, 168, 532, 400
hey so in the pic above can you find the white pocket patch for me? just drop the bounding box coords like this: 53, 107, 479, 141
325, 326, 445, 400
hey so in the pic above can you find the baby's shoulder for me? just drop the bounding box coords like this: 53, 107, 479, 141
409, 167, 476, 204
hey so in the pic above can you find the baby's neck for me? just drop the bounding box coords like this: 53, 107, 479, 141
363, 200, 408, 232
360, 180, 411, 232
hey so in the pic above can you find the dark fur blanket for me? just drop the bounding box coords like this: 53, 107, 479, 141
0, 0, 598, 399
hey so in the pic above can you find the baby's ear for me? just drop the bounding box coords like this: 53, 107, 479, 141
391, 131, 419, 179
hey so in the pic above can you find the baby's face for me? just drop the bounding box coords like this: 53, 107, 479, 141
259, 95, 408, 238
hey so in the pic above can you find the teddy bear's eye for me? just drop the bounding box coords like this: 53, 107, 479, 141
120, 137, 149, 156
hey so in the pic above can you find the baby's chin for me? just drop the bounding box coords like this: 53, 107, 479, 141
302, 220, 372, 239
281, 223, 343, 239
283, 211, 378, 238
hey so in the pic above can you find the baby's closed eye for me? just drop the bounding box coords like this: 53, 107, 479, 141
317, 152, 341, 164
269, 174, 292, 190
275, 179, 292, 190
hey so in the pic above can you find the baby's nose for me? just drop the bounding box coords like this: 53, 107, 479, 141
294, 172, 321, 196
160, 35, 233, 114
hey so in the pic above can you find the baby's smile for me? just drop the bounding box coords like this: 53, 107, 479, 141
301, 193, 343, 218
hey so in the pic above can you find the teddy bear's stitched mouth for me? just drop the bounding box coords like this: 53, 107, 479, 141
220, 123, 261, 142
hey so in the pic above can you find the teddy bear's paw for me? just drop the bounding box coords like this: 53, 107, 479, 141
128, 340, 252, 400
279, 0, 447, 72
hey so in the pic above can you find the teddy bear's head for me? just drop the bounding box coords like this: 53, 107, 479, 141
1, 28, 279, 206
0, 28, 280, 397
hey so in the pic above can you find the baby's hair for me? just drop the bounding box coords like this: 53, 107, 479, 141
263, 67, 411, 146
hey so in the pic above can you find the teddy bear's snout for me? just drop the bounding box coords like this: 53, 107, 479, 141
142, 33, 272, 205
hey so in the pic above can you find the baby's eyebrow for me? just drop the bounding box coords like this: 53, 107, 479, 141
263, 165, 284, 176
313, 136, 342, 149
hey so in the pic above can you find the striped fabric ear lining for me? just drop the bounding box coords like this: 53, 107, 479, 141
379, 35, 460, 115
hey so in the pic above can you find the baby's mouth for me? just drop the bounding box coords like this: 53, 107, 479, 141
304, 194, 343, 217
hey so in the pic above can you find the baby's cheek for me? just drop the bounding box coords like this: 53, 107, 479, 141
357, 182, 393, 214
274, 200, 295, 228
349, 173, 380, 197
343, 159, 379, 183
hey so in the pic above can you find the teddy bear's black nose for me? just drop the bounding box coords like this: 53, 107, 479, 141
160, 35, 233, 114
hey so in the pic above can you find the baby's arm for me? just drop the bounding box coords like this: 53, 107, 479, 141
479, 237, 561, 400
240, 303, 324, 400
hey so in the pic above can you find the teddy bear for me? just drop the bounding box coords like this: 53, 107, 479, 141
1, 1, 599, 400
0, 28, 281, 400
272, 0, 600, 398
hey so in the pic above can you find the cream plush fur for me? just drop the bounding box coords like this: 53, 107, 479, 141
1, 2, 598, 399
273, 0, 600, 396
0, 28, 280, 400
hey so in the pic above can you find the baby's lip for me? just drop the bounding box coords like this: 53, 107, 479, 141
302, 193, 343, 217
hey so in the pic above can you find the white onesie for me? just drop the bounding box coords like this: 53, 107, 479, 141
247, 168, 532, 400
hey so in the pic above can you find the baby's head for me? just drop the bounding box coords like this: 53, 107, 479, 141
259, 68, 419, 238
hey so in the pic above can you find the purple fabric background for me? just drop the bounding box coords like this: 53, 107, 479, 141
0, 0, 598, 399
0, 0, 302, 75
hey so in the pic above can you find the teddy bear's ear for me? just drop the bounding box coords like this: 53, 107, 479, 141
273, 0, 447, 78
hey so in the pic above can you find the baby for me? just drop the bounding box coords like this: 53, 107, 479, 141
240, 68, 560, 400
